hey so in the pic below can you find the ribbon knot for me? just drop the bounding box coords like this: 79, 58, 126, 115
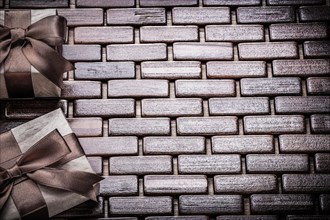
6, 164, 22, 179
0, 15, 74, 89
10, 28, 26, 43
0, 129, 103, 213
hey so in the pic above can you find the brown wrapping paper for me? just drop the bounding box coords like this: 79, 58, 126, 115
0, 109, 100, 220
0, 9, 70, 99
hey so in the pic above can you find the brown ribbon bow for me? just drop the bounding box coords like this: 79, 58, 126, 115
0, 15, 74, 88
0, 129, 103, 212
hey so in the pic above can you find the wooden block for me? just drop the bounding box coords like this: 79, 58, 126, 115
147, 217, 208, 220
57, 9, 103, 26
212, 135, 274, 154
214, 174, 278, 194
67, 118, 102, 137
143, 136, 205, 155
109, 118, 170, 136
307, 77, 330, 95
250, 194, 314, 214
209, 97, 270, 115
178, 155, 241, 174
237, 6, 295, 23
283, 174, 330, 193
207, 61, 266, 78
173, 43, 233, 61
107, 44, 167, 61
100, 176, 138, 196
107, 8, 166, 25
62, 45, 101, 61
299, 6, 330, 21
74, 27, 134, 44
275, 96, 330, 114
140, 26, 198, 43
144, 175, 207, 195
76, 0, 135, 7
61, 81, 101, 99
286, 215, 330, 220
109, 197, 173, 215
279, 134, 330, 153
267, 0, 325, 5
74, 99, 135, 117
172, 7, 230, 25
175, 80, 235, 98
243, 115, 305, 134
10, 0, 69, 8
304, 41, 330, 58
320, 194, 330, 213
240, 77, 301, 96
87, 157, 102, 175
179, 195, 243, 214
238, 42, 298, 60
75, 62, 135, 80
206, 25, 264, 42
269, 23, 328, 41
311, 114, 330, 133
79, 136, 138, 156
217, 216, 278, 220
141, 98, 203, 117
272, 59, 330, 77
177, 117, 238, 135
108, 80, 169, 98
315, 154, 330, 173
109, 156, 172, 175
246, 154, 309, 173
140, 0, 197, 7
204, 0, 261, 6
141, 61, 201, 79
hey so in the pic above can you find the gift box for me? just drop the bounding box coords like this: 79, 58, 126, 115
0, 9, 74, 99
0, 108, 103, 220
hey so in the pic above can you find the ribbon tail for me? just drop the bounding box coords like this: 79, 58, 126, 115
0, 183, 13, 211
0, 26, 11, 64
0, 40, 11, 65
27, 168, 103, 201
22, 38, 74, 88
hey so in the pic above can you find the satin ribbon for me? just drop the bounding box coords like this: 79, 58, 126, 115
0, 129, 103, 213
0, 15, 74, 88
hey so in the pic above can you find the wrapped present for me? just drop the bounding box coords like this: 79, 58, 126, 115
0, 9, 74, 99
0, 109, 103, 220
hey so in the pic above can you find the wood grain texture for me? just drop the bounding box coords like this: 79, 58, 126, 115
63, 45, 101, 61
67, 118, 103, 137
109, 197, 173, 215
75, 27, 134, 44
107, 8, 166, 25
57, 9, 103, 26
9, 0, 69, 8
143, 136, 205, 155
79, 136, 138, 156
179, 195, 243, 214
144, 175, 207, 195
76, 0, 135, 7
74, 99, 135, 117
141, 61, 201, 79
75, 62, 135, 80
107, 44, 167, 61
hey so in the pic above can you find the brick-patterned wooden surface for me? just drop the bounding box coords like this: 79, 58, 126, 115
0, 0, 330, 219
